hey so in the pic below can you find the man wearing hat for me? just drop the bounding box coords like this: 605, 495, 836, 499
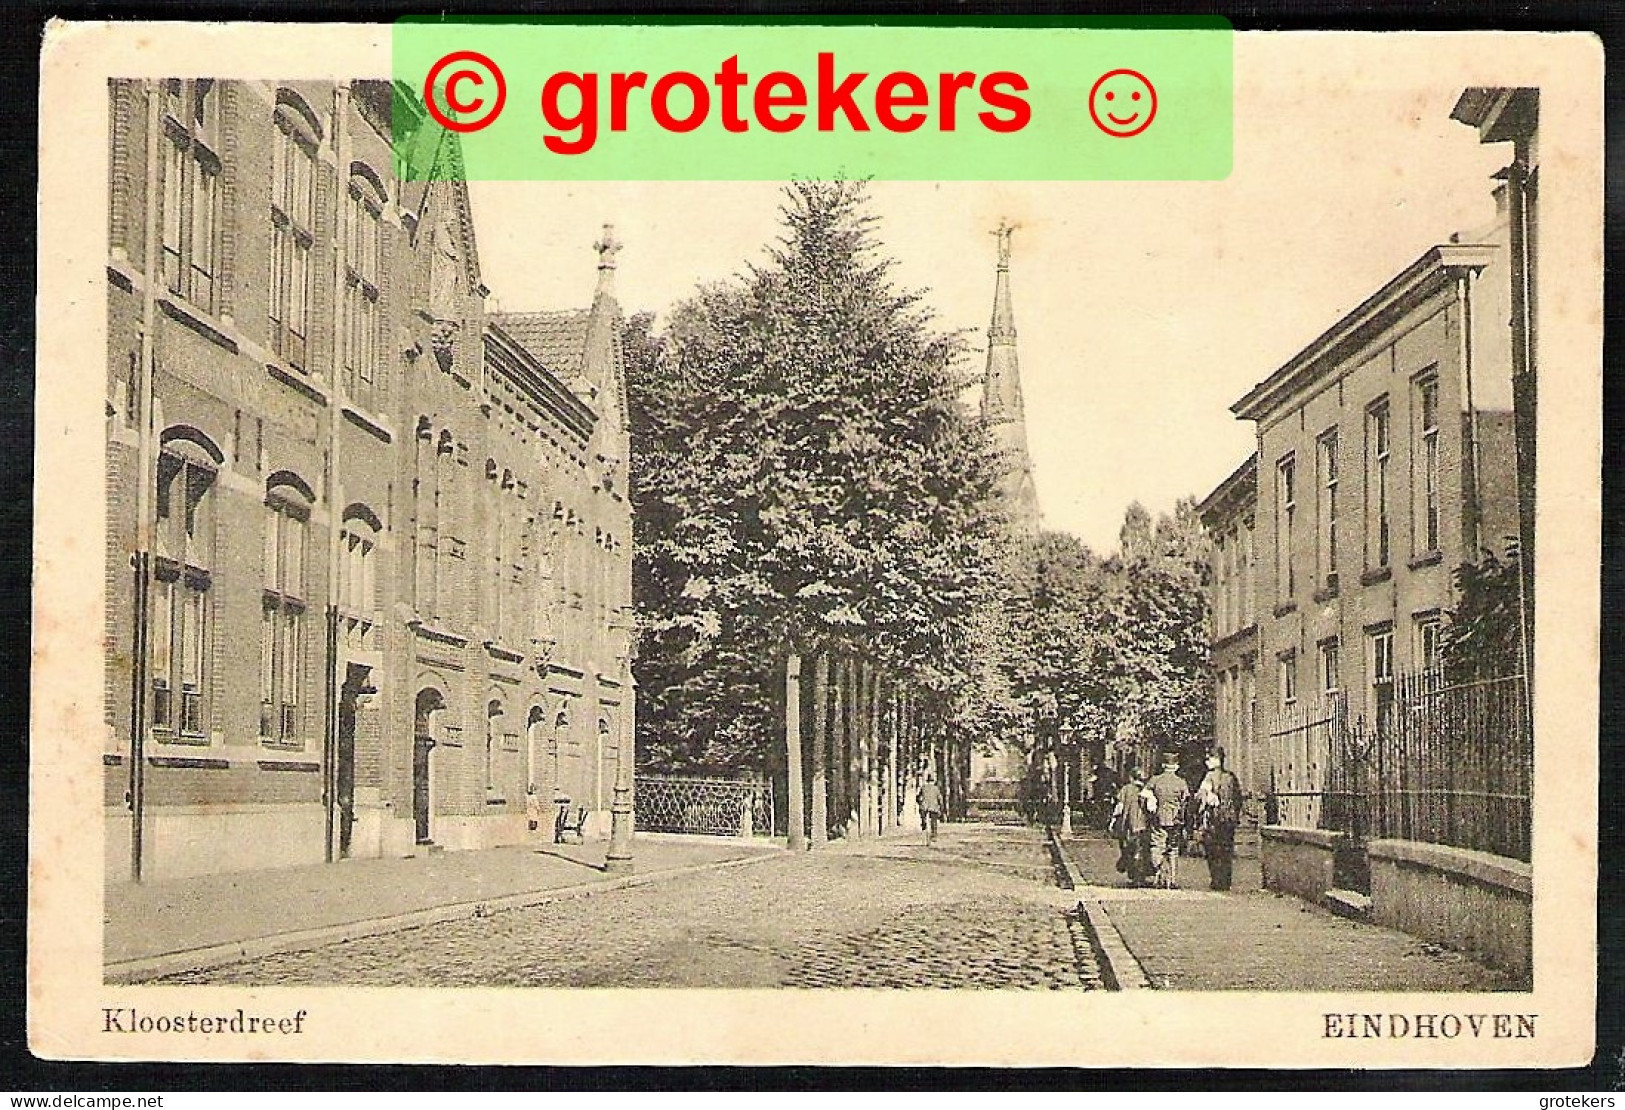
1197, 746, 1243, 891
1146, 751, 1190, 888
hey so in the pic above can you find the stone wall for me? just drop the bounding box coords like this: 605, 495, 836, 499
1367, 838, 1531, 979
1260, 825, 1343, 902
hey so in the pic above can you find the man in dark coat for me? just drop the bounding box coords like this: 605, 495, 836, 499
1197, 746, 1244, 891
1110, 765, 1154, 886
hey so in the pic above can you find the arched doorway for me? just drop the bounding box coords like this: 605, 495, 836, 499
413, 688, 445, 845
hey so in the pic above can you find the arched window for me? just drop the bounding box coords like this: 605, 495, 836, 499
261, 474, 312, 747
343, 165, 386, 408
159, 79, 221, 311
269, 91, 319, 372
340, 505, 381, 651
152, 431, 219, 739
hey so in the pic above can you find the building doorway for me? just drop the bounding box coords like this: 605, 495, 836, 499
335, 663, 376, 859
413, 687, 444, 845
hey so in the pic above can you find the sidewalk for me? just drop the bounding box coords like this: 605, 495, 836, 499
1059, 830, 1523, 992
106, 834, 777, 976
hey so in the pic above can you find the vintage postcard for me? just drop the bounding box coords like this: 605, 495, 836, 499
30, 20, 1601, 1067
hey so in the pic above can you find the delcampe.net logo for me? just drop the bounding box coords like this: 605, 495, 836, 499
392, 18, 1233, 181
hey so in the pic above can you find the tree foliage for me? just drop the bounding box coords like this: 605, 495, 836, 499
1441, 543, 1526, 683
626, 181, 1007, 773
999, 500, 1213, 780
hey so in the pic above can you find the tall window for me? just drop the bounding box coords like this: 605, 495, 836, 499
152, 442, 216, 739
343, 171, 384, 409
1239, 520, 1254, 627
1319, 638, 1340, 696
1417, 377, 1441, 553
1276, 455, 1296, 601
340, 512, 379, 651
159, 79, 221, 312
1279, 650, 1299, 708
1367, 401, 1392, 568
1369, 626, 1395, 728
262, 484, 309, 747
1317, 430, 1339, 585
1414, 613, 1442, 674
269, 97, 317, 372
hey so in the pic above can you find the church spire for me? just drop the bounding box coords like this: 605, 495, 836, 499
981, 221, 1040, 533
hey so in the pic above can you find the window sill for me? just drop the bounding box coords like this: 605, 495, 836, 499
260, 740, 307, 754
486, 796, 507, 807
159, 296, 239, 356
1312, 579, 1340, 604
485, 640, 526, 664
1408, 550, 1444, 570
258, 759, 320, 772
1360, 566, 1393, 587
147, 754, 230, 770
408, 619, 470, 648
151, 729, 210, 747
342, 404, 394, 443
1212, 623, 1258, 652
1273, 601, 1298, 618
267, 360, 330, 407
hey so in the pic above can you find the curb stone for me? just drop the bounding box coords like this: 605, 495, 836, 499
1046, 826, 1153, 991
106, 847, 786, 984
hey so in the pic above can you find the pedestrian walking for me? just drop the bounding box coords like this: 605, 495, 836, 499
1089, 761, 1120, 830
1196, 746, 1243, 891
917, 772, 943, 846
1147, 752, 1190, 888
1109, 764, 1154, 886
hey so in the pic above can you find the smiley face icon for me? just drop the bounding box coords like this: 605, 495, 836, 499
1088, 69, 1158, 138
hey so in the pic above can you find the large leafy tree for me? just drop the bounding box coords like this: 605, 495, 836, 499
627, 181, 1007, 773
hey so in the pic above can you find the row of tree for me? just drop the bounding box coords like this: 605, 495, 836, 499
623, 180, 1216, 829
624, 181, 1009, 808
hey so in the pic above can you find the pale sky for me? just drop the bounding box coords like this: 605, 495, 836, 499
466, 36, 1513, 554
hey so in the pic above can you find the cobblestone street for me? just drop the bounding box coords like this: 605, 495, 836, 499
154, 824, 1103, 990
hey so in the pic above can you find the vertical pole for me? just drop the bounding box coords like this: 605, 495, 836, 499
901, 688, 920, 831
785, 649, 806, 851
888, 684, 901, 834
810, 651, 828, 845
1506, 138, 1536, 715
323, 82, 352, 865
850, 656, 864, 837
865, 667, 880, 836
129, 80, 164, 883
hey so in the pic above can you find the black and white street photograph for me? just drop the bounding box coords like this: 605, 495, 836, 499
27, 22, 1603, 1068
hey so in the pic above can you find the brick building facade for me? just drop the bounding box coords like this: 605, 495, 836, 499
1200, 186, 1517, 792
105, 78, 632, 881
1197, 454, 1260, 797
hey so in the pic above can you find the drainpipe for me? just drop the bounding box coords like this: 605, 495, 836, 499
128, 81, 164, 882
1458, 269, 1484, 559
323, 82, 352, 863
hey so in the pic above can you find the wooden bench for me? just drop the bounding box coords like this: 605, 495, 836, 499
554, 803, 589, 844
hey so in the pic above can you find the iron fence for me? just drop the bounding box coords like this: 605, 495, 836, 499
1367, 672, 1531, 861
634, 773, 775, 837
1266, 672, 1531, 862
1266, 696, 1339, 831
